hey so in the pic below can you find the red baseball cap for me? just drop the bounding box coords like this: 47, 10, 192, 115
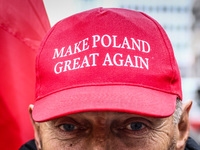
32, 7, 182, 122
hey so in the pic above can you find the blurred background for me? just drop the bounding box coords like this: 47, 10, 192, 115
43, 0, 200, 143
0, 0, 200, 149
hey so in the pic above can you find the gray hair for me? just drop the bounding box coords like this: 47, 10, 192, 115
173, 97, 182, 124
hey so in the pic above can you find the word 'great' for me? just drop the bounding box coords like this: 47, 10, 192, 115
54, 53, 149, 74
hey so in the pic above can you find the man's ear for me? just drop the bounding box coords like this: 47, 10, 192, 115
176, 100, 192, 150
29, 105, 42, 150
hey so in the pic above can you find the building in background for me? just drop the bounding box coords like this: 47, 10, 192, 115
192, 0, 200, 78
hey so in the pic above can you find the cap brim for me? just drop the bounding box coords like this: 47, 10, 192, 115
32, 85, 177, 122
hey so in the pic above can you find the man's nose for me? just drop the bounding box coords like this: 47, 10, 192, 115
88, 126, 111, 150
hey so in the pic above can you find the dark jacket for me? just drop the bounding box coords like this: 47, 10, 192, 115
185, 137, 200, 150
19, 137, 200, 150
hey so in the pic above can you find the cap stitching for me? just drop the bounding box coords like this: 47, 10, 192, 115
36, 82, 178, 100
139, 12, 175, 94
36, 20, 63, 98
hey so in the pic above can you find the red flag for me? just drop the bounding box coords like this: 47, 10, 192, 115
0, 0, 50, 149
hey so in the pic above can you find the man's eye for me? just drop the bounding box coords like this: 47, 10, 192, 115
59, 124, 77, 132
126, 122, 145, 131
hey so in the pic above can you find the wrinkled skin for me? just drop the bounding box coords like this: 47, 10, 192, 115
30, 101, 192, 150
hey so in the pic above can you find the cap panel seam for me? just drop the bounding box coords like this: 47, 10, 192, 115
139, 12, 175, 94
36, 20, 63, 98
36, 83, 178, 100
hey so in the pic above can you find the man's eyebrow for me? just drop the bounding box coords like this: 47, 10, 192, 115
45, 111, 167, 124
113, 112, 169, 122
47, 116, 75, 123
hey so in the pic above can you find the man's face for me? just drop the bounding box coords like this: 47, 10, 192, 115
34, 111, 178, 150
